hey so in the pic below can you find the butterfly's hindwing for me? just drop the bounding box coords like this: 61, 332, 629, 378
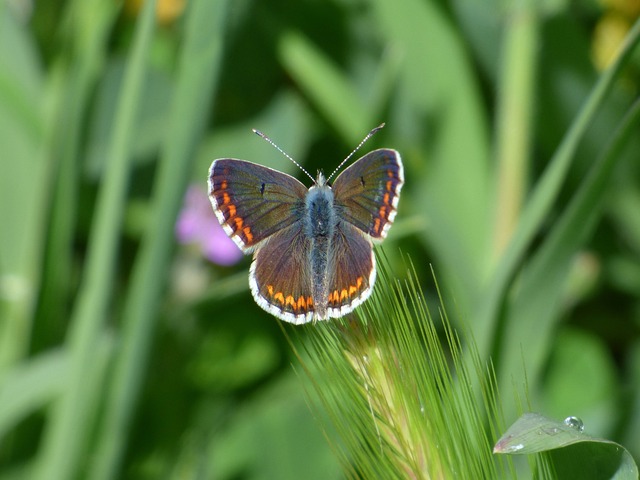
208, 159, 307, 251
325, 222, 375, 318
250, 224, 315, 324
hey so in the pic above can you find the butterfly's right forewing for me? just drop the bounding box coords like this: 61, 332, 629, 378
331, 149, 403, 241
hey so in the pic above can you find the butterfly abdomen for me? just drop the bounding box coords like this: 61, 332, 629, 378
306, 186, 337, 319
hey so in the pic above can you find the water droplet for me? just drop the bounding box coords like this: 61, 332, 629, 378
504, 443, 524, 453
564, 416, 584, 433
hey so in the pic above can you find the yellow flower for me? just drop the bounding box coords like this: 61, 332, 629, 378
125, 0, 186, 25
599, 0, 640, 18
592, 12, 631, 70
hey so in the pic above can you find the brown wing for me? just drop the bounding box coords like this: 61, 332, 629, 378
209, 159, 308, 252
332, 149, 403, 241
249, 224, 316, 324
325, 221, 375, 318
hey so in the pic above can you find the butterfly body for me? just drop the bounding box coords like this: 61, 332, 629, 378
208, 148, 403, 324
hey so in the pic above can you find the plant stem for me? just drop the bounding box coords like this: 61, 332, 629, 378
492, 4, 538, 260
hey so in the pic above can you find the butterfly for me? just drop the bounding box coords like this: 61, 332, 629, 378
208, 125, 403, 324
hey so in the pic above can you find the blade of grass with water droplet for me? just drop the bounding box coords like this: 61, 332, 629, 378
495, 413, 639, 479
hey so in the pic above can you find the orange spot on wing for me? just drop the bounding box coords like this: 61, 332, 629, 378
373, 218, 381, 234
285, 295, 296, 308
243, 226, 253, 243
340, 289, 348, 301
234, 217, 243, 229
228, 204, 236, 217
297, 296, 306, 310
329, 290, 339, 304
383, 193, 390, 205
386, 180, 393, 191
307, 296, 313, 307
222, 192, 231, 205
346, 277, 365, 298
221, 180, 228, 189
267, 285, 274, 296
274, 292, 285, 304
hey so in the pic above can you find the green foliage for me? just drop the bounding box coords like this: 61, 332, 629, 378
1, 0, 640, 478
495, 413, 638, 479
288, 257, 510, 478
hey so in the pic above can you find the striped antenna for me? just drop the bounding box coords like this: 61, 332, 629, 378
252, 129, 315, 183
326, 123, 386, 182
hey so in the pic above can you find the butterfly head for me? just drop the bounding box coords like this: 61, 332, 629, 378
314, 170, 329, 188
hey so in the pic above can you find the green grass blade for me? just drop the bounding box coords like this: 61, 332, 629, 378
495, 413, 639, 479
497, 98, 640, 395
0, 4, 49, 371
0, 337, 113, 443
491, 4, 538, 258
278, 31, 371, 144
88, 1, 230, 479
35, 0, 119, 355
0, 350, 68, 439
288, 254, 508, 478
33, 2, 158, 479
474, 17, 640, 358
371, 0, 491, 317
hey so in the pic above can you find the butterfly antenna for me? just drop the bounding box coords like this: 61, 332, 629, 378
326, 123, 386, 182
252, 129, 315, 183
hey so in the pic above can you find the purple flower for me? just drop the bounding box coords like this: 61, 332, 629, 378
176, 185, 243, 266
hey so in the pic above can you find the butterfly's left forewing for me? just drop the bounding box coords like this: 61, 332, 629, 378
332, 149, 403, 241
209, 159, 308, 251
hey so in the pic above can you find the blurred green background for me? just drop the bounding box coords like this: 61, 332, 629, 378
1, 0, 639, 478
